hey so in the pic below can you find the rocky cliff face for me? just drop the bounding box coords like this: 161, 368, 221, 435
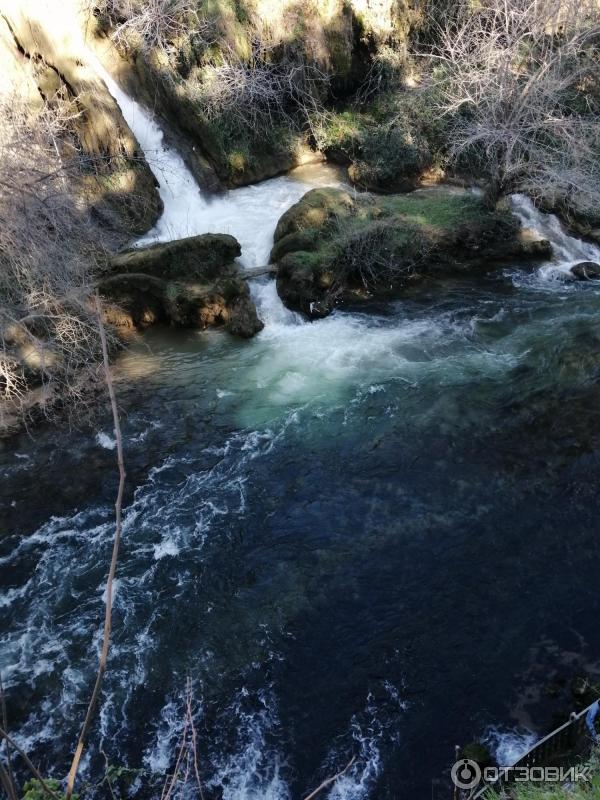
0, 0, 162, 243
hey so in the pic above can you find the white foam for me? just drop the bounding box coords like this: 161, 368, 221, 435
152, 536, 180, 560
510, 194, 600, 284
483, 727, 537, 766
96, 431, 116, 450
94, 53, 345, 268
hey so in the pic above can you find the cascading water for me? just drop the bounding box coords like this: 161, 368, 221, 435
4, 55, 600, 800
510, 193, 600, 280
94, 59, 347, 327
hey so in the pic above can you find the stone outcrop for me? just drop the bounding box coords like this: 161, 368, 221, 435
0, 0, 162, 241
271, 186, 552, 317
90, 0, 424, 188
100, 234, 264, 338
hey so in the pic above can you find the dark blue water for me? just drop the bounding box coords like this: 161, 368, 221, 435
3, 250, 600, 798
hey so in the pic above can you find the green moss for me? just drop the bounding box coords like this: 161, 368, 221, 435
272, 185, 529, 316
377, 191, 493, 231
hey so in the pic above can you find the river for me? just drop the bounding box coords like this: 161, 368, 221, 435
2, 58, 600, 800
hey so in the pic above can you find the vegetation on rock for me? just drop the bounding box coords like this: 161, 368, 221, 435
101, 234, 263, 336
272, 186, 551, 316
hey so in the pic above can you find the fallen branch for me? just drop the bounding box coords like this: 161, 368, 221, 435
65, 293, 126, 800
302, 755, 357, 800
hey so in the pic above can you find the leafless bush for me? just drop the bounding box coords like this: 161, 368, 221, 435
0, 92, 105, 430
424, 0, 600, 215
159, 679, 205, 800
93, 0, 205, 53
329, 214, 429, 295
190, 38, 329, 137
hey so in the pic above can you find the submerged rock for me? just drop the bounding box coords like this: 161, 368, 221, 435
570, 261, 600, 280
100, 234, 263, 338
271, 186, 552, 317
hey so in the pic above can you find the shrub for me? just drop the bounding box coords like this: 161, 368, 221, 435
0, 93, 105, 430
425, 0, 600, 214
350, 123, 432, 190
329, 214, 430, 294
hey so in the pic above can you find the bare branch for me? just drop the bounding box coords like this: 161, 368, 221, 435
65, 293, 126, 800
420, 0, 600, 213
302, 755, 357, 800
0, 726, 60, 800
92, 0, 205, 53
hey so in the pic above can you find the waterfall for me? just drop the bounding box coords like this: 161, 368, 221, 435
510, 194, 600, 280
92, 57, 348, 327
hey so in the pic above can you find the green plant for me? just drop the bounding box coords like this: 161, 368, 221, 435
21, 779, 77, 800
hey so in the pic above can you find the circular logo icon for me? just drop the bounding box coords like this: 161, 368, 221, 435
451, 758, 482, 791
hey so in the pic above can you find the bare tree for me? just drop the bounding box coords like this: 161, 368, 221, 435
423, 0, 600, 214
0, 91, 106, 431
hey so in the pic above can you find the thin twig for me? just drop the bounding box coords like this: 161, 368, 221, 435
302, 755, 357, 800
65, 293, 126, 800
0, 760, 17, 800
187, 678, 205, 800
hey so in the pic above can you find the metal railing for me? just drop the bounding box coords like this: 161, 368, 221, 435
469, 700, 597, 798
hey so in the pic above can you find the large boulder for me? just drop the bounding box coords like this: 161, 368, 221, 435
100, 234, 263, 338
271, 186, 552, 317
570, 261, 600, 280
108, 234, 242, 280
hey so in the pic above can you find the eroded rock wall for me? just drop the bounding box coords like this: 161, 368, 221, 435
0, 0, 162, 241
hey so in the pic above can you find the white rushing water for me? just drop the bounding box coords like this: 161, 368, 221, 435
510, 194, 600, 282
94, 57, 350, 328
95, 54, 600, 346
97, 62, 341, 267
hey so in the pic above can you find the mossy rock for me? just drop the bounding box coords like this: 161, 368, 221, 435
109, 234, 241, 281
271, 186, 552, 317
273, 188, 356, 242
101, 239, 263, 337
